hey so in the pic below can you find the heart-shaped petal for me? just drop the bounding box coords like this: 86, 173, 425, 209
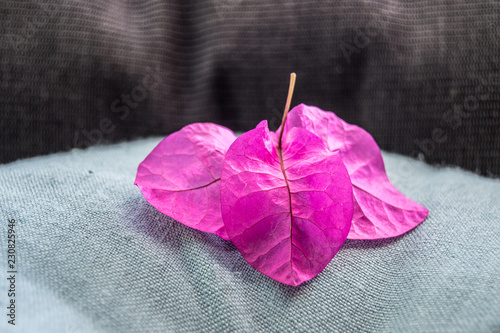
220, 120, 353, 285
135, 123, 236, 240
284, 104, 429, 240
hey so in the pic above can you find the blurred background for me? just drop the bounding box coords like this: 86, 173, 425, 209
1, 0, 499, 176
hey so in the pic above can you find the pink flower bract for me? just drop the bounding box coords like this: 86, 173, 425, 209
284, 104, 429, 239
134, 123, 236, 240
220, 120, 353, 286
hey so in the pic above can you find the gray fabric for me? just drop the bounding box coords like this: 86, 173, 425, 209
1, 0, 500, 176
0, 138, 499, 333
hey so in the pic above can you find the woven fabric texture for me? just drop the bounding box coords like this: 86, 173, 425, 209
1, 0, 499, 175
0, 138, 499, 332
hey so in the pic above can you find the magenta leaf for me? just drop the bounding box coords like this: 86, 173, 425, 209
135, 123, 236, 240
220, 120, 353, 286
284, 104, 429, 240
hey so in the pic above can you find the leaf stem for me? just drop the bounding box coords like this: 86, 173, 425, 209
278, 73, 296, 149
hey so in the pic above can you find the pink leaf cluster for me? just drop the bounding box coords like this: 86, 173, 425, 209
135, 104, 428, 286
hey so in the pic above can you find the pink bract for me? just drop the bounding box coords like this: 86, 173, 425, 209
134, 123, 236, 240
284, 104, 428, 240
220, 120, 353, 286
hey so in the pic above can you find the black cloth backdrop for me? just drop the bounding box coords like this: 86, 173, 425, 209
1, 0, 499, 176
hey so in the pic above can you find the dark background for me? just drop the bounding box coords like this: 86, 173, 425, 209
1, 0, 499, 176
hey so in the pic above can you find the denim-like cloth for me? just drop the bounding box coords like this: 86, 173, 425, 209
1, 138, 499, 333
